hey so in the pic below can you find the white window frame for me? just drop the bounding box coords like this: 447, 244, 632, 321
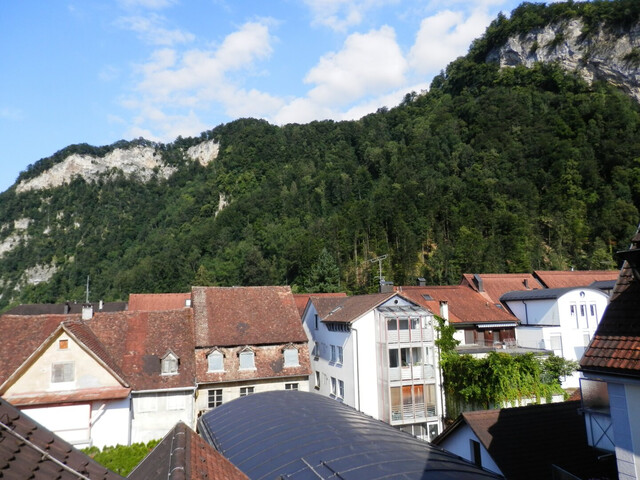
239, 349, 256, 370
284, 347, 299, 367
208, 350, 224, 372
161, 352, 179, 375
240, 386, 255, 397
208, 389, 223, 408
330, 377, 337, 396
285, 383, 298, 390
337, 346, 343, 365
338, 379, 344, 399
137, 394, 157, 413
51, 362, 74, 383
166, 392, 185, 411
330, 345, 337, 363
315, 371, 321, 390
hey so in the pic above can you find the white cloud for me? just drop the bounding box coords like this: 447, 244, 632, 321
117, 14, 195, 46
408, 8, 492, 75
305, 26, 406, 105
118, 0, 177, 9
123, 21, 278, 140
304, 0, 398, 31
0, 107, 25, 121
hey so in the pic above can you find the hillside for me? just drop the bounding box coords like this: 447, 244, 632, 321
1, 0, 640, 311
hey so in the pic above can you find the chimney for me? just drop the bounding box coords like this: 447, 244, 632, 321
523, 279, 529, 289
64, 302, 70, 314
439, 300, 449, 320
185, 299, 192, 307
380, 281, 394, 293
99, 300, 104, 310
417, 277, 426, 286
82, 304, 94, 320
473, 274, 484, 292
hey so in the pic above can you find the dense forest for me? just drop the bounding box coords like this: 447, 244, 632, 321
1, 1, 640, 310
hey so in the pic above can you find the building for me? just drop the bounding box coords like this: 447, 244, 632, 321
432, 400, 617, 479
191, 286, 311, 417
580, 230, 640, 480
501, 286, 609, 387
0, 308, 196, 447
198, 390, 502, 479
399, 285, 518, 354
301, 292, 443, 441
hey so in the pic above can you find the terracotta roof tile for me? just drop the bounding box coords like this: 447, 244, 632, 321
128, 421, 248, 480
534, 270, 619, 289
292, 293, 347, 319
0, 397, 124, 479
460, 273, 543, 305
581, 252, 640, 376
192, 286, 307, 347
399, 286, 517, 325
128, 293, 191, 311
311, 293, 395, 323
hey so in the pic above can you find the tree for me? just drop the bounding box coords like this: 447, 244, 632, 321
303, 248, 341, 293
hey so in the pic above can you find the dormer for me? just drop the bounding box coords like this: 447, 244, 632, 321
238, 346, 255, 370
282, 343, 299, 368
161, 350, 179, 375
207, 347, 225, 372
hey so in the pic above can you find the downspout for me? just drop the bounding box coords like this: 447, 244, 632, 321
522, 300, 529, 325
351, 326, 361, 411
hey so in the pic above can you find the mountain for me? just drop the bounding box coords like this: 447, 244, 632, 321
1, 0, 640, 311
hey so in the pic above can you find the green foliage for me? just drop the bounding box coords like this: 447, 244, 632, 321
441, 352, 572, 420
303, 248, 341, 293
82, 440, 160, 475
434, 316, 460, 356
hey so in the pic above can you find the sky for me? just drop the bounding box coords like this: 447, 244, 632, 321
0, 0, 535, 193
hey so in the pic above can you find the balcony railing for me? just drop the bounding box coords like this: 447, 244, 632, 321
389, 365, 435, 381
391, 402, 437, 422
388, 328, 433, 343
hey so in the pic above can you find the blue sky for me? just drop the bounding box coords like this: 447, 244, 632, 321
0, 0, 533, 193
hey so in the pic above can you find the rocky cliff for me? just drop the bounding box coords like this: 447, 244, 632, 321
487, 18, 640, 102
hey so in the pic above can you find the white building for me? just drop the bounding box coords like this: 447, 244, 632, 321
302, 292, 443, 441
501, 287, 608, 387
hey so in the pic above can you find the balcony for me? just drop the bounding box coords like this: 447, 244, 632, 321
389, 365, 435, 382
388, 328, 432, 344
391, 402, 437, 422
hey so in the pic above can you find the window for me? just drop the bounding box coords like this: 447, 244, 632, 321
470, 439, 482, 466
166, 392, 185, 411
315, 371, 320, 390
138, 394, 157, 413
161, 352, 179, 375
314, 314, 319, 330
549, 335, 563, 355
207, 350, 224, 372
208, 389, 223, 408
337, 346, 343, 364
330, 345, 337, 363
51, 362, 74, 383
389, 349, 399, 368
58, 339, 68, 350
239, 350, 255, 370
284, 348, 299, 367
240, 386, 254, 397
285, 383, 298, 390
580, 304, 586, 317
590, 304, 597, 317
338, 380, 344, 399
330, 377, 337, 395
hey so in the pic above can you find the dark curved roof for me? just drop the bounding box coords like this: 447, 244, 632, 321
198, 391, 501, 480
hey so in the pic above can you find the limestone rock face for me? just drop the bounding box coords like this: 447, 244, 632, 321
16, 146, 177, 193
187, 140, 219, 166
487, 19, 640, 102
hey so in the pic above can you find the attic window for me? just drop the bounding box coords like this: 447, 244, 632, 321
58, 339, 69, 350
161, 351, 179, 375
239, 348, 255, 370
283, 347, 299, 367
51, 362, 74, 383
422, 294, 434, 301
208, 349, 224, 372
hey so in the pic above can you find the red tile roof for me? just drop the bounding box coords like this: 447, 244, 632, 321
460, 273, 543, 305
192, 286, 307, 347
534, 270, 619, 289
129, 421, 248, 480
128, 293, 191, 311
311, 293, 395, 323
0, 397, 124, 479
0, 309, 196, 394
581, 241, 640, 375
399, 286, 517, 325
292, 292, 347, 319
433, 401, 616, 480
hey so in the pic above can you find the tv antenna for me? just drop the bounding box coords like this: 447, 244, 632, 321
85, 275, 90, 303
368, 255, 388, 286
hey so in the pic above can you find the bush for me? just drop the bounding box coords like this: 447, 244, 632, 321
82, 439, 160, 475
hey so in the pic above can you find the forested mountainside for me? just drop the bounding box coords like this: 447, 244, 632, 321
1, 1, 640, 311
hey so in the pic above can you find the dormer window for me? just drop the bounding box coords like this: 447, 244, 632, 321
208, 349, 224, 372
239, 347, 255, 370
283, 346, 299, 367
161, 351, 179, 375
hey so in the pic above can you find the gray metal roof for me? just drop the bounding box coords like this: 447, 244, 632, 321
198, 391, 502, 480
500, 287, 594, 302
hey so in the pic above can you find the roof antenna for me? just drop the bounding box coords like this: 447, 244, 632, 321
368, 255, 388, 286
85, 275, 90, 303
